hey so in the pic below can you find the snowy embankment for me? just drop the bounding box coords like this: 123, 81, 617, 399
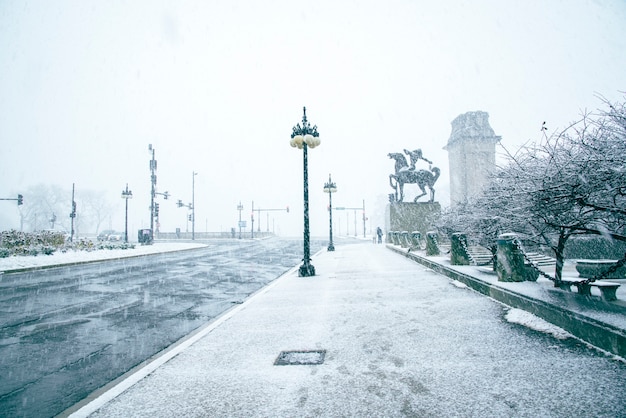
0, 242, 207, 273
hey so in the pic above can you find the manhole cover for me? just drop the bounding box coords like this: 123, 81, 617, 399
274, 350, 326, 366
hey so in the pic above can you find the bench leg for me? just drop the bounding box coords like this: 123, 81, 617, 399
574, 283, 592, 296
599, 287, 618, 301
556, 282, 572, 291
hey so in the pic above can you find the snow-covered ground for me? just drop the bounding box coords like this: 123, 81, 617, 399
71, 241, 626, 418
0, 242, 207, 273
2, 239, 624, 417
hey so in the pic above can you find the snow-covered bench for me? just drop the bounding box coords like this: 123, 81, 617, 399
575, 259, 625, 280
557, 278, 620, 301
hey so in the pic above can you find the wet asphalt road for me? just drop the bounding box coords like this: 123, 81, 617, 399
0, 238, 323, 418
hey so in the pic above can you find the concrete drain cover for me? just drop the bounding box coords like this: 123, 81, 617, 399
274, 350, 326, 366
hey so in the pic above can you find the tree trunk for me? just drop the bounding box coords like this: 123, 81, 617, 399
553, 229, 568, 286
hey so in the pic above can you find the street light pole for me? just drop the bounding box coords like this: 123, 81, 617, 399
251, 201, 255, 239
323, 174, 337, 251
149, 144, 156, 243
192, 171, 197, 240
290, 106, 320, 277
362, 199, 367, 238
121, 184, 133, 243
334, 204, 364, 238
237, 202, 243, 239
253, 206, 290, 235
70, 183, 76, 242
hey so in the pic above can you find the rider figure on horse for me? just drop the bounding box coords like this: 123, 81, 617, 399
403, 148, 432, 170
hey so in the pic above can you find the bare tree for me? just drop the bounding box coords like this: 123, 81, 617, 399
21, 184, 70, 231
78, 190, 113, 234
17, 184, 114, 235
567, 97, 626, 238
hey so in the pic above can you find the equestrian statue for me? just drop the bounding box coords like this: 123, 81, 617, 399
388, 149, 440, 203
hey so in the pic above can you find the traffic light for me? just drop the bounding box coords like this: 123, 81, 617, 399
154, 203, 160, 217
188, 214, 192, 221
17, 194, 23, 205
286, 205, 289, 213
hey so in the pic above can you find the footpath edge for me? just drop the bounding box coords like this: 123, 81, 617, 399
387, 244, 626, 358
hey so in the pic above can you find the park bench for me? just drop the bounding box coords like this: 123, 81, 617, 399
575, 259, 626, 279
557, 278, 621, 301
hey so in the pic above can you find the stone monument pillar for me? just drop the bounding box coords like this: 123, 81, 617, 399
385, 202, 441, 239
450, 232, 470, 265
496, 233, 539, 282
444, 111, 500, 207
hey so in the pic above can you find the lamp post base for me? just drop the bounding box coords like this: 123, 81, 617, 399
298, 262, 316, 277
327, 243, 335, 251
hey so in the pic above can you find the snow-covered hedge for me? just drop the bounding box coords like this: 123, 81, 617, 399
0, 230, 66, 257
0, 230, 135, 257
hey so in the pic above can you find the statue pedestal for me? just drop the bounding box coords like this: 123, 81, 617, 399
385, 202, 441, 240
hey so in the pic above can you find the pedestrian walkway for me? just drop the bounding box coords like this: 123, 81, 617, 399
388, 244, 626, 358
67, 240, 626, 418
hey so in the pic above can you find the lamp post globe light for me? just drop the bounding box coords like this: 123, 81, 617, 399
323, 174, 337, 251
290, 106, 321, 277
121, 184, 133, 243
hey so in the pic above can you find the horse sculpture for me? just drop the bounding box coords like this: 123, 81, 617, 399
388, 152, 440, 202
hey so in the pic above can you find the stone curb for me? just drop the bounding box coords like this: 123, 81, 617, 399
387, 244, 626, 358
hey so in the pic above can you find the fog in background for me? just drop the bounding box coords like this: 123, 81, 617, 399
1, 0, 625, 237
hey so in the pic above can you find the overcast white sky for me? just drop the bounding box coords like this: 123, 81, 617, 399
1, 0, 625, 237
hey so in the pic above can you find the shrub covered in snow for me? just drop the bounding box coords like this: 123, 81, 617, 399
0, 230, 67, 257
0, 230, 135, 257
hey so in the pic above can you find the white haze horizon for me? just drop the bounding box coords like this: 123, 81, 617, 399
1, 0, 625, 238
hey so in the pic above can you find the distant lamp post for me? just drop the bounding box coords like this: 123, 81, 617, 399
251, 200, 255, 239
323, 174, 337, 251
70, 183, 76, 242
290, 106, 321, 277
121, 184, 133, 243
192, 171, 197, 240
237, 202, 244, 239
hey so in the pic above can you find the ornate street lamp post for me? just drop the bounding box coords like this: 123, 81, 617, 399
290, 106, 321, 277
323, 174, 337, 251
121, 184, 133, 243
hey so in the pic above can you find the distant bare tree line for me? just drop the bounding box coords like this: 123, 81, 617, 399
15, 184, 112, 235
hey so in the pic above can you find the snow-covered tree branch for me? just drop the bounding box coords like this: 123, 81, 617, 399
439, 97, 626, 283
